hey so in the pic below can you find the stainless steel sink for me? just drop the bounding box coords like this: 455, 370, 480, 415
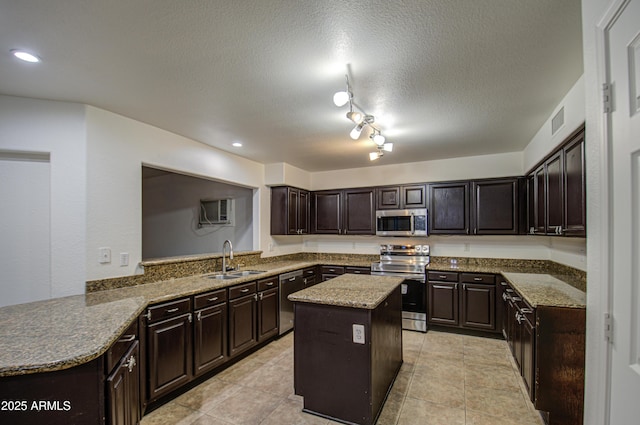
206, 270, 265, 280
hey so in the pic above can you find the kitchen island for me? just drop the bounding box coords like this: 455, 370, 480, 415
290, 274, 403, 425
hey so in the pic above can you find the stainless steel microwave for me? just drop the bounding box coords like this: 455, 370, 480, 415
375, 208, 428, 237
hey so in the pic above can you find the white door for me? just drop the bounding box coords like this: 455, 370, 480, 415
605, 0, 640, 422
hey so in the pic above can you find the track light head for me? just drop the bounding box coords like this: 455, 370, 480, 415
350, 123, 365, 140
346, 111, 363, 123
333, 91, 351, 107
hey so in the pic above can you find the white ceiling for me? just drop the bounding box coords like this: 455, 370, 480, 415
0, 0, 583, 172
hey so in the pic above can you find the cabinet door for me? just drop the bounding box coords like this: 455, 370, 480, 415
526, 175, 535, 234
287, 189, 299, 234
229, 294, 257, 358
343, 188, 375, 235
298, 189, 310, 234
428, 182, 470, 234
147, 313, 192, 401
563, 133, 586, 236
428, 282, 459, 326
194, 303, 228, 377
313, 190, 342, 234
460, 283, 496, 330
107, 341, 140, 425
472, 179, 519, 234
258, 287, 279, 341
402, 184, 427, 208
545, 151, 564, 235
376, 186, 401, 209
521, 316, 536, 402
533, 166, 546, 234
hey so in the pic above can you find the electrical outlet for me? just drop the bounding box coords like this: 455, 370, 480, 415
352, 324, 365, 344
99, 247, 111, 264
120, 252, 129, 267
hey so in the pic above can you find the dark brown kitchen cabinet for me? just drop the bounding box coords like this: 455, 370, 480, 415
303, 266, 319, 286
107, 341, 141, 425
376, 184, 426, 209
228, 282, 258, 358
145, 298, 193, 403
321, 265, 345, 281
428, 182, 470, 234
545, 151, 564, 235
257, 277, 279, 341
471, 178, 520, 235
428, 272, 497, 332
501, 279, 585, 423
345, 266, 371, 275
313, 188, 375, 235
193, 289, 228, 377
270, 186, 310, 235
312, 190, 342, 234
527, 125, 586, 237
562, 130, 586, 236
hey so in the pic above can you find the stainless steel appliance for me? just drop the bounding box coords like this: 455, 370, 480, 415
375, 208, 428, 237
371, 244, 429, 332
278, 269, 305, 334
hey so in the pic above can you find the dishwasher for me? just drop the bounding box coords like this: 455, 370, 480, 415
279, 270, 305, 334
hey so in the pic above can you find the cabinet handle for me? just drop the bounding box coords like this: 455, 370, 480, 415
438, 275, 447, 279
188, 313, 193, 323
473, 277, 482, 281
118, 335, 136, 343
515, 312, 523, 324
265, 281, 274, 286
166, 307, 179, 313
502, 293, 508, 302
240, 288, 250, 293
254, 294, 258, 301
521, 308, 533, 314
145, 310, 152, 321
259, 293, 264, 300
500, 281, 508, 286
207, 297, 219, 302
289, 277, 296, 282
123, 355, 136, 373
512, 296, 522, 302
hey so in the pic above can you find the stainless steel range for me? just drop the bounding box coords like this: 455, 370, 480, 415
371, 244, 429, 332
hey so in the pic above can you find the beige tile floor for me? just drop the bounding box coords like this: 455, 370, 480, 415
140, 330, 544, 425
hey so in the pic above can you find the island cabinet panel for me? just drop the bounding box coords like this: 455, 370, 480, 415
294, 285, 402, 425
0, 358, 105, 425
428, 182, 470, 234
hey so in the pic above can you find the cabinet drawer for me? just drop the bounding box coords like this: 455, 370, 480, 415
427, 271, 459, 282
146, 298, 191, 324
194, 289, 227, 310
106, 319, 138, 373
321, 265, 345, 275
460, 273, 495, 285
258, 276, 278, 292
229, 281, 257, 299
303, 267, 317, 278
345, 266, 371, 275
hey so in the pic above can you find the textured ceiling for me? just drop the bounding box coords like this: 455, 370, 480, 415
0, 0, 583, 172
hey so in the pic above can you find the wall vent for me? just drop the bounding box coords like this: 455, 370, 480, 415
551, 107, 565, 135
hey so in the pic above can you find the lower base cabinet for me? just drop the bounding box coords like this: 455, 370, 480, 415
107, 341, 141, 425
501, 279, 585, 424
427, 271, 497, 331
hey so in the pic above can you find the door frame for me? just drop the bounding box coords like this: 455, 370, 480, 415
586, 0, 633, 424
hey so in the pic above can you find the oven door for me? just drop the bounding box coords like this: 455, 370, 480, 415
400, 277, 427, 332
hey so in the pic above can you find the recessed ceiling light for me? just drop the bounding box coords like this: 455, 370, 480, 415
11, 49, 41, 63
232, 142, 242, 147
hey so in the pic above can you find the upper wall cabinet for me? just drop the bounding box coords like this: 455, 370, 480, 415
313, 188, 375, 235
429, 178, 522, 235
472, 178, 522, 235
270, 186, 310, 235
428, 182, 470, 234
376, 184, 427, 209
527, 126, 586, 237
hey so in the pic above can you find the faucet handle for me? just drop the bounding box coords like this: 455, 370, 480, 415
234, 263, 244, 271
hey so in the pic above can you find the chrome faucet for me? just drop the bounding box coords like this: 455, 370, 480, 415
222, 239, 233, 275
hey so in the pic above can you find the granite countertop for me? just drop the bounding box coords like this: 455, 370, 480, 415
0, 260, 317, 377
288, 274, 403, 309
501, 272, 586, 308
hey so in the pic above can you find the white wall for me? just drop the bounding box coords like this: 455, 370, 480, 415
85, 106, 266, 280
523, 76, 586, 172
0, 95, 87, 301
142, 171, 253, 259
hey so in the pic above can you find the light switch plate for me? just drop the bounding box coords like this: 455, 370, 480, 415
352, 324, 365, 344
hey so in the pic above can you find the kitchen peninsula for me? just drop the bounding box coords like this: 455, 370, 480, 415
290, 274, 403, 425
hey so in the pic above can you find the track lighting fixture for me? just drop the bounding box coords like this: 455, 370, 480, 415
333, 74, 394, 160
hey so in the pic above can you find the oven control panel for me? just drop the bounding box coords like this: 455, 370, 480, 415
379, 244, 430, 256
